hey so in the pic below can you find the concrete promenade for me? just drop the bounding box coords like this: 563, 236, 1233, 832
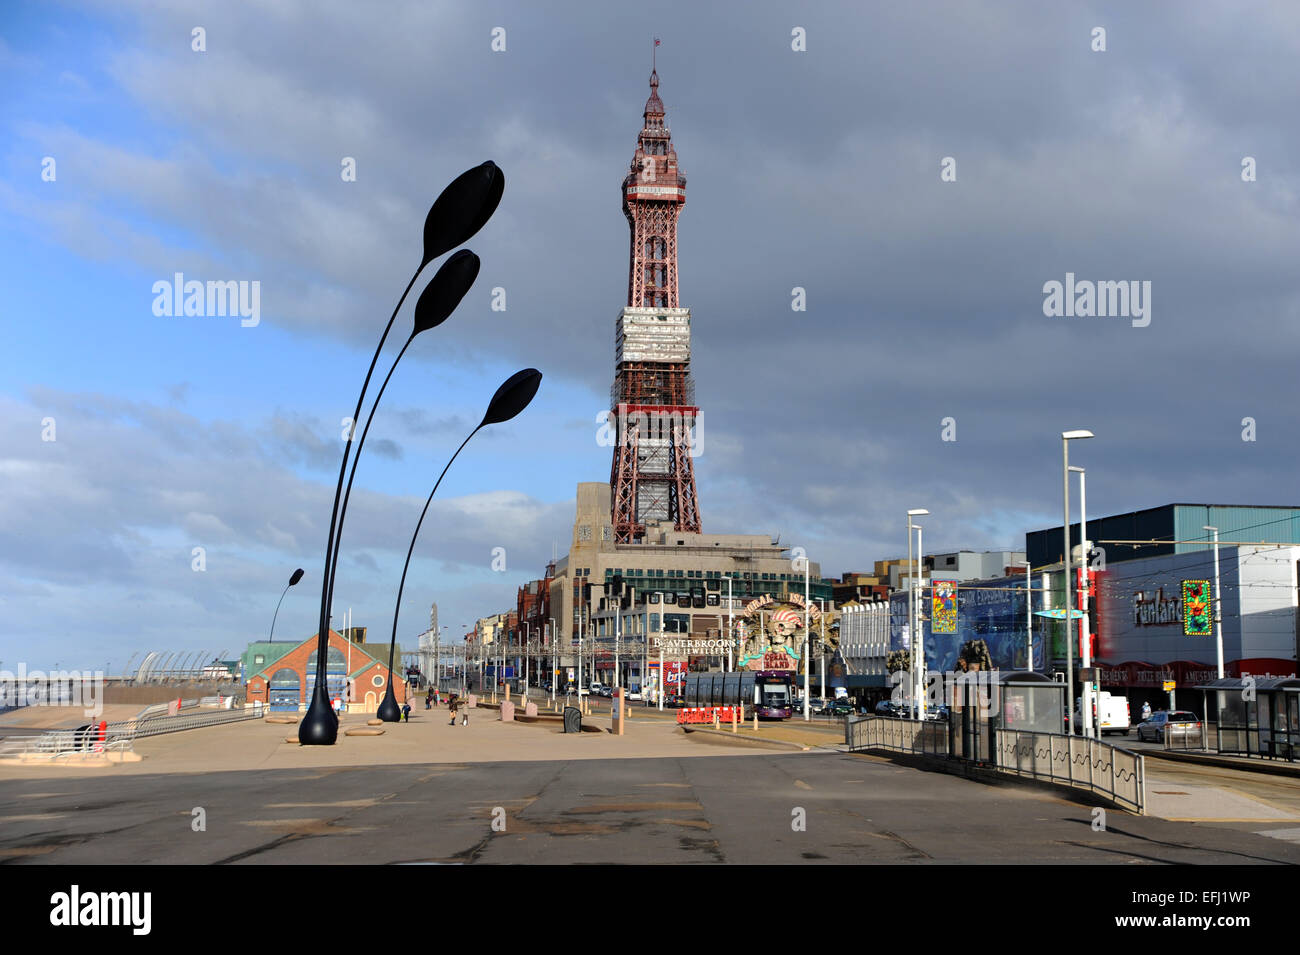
2, 708, 1299, 863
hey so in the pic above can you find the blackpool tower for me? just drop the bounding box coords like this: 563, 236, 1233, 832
609, 66, 702, 543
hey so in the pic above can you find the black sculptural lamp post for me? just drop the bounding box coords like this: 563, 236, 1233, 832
322, 250, 481, 642
269, 568, 305, 641
377, 369, 543, 722
300, 162, 505, 746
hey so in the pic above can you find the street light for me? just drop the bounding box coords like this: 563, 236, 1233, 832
1061, 429, 1094, 737
1069, 464, 1094, 738
1204, 526, 1224, 679
906, 509, 929, 719
301, 161, 506, 746
269, 568, 305, 642
377, 368, 544, 722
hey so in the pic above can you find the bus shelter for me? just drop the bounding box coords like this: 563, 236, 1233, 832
1193, 677, 1300, 761
948, 670, 1064, 762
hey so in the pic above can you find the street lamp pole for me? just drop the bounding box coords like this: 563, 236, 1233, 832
269, 568, 305, 642
302, 162, 505, 746
1070, 465, 1094, 738
1204, 526, 1224, 679
1061, 430, 1094, 737
726, 575, 734, 671
915, 523, 925, 722
906, 509, 929, 719
802, 555, 810, 721
377, 369, 542, 722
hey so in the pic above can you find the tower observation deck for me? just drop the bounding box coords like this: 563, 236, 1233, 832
609, 65, 702, 544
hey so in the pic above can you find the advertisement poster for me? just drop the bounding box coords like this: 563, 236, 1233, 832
932, 580, 958, 634
1181, 579, 1212, 636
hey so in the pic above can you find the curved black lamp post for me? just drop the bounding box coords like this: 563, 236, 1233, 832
269, 568, 305, 641
300, 162, 505, 746
377, 369, 543, 721
322, 250, 481, 636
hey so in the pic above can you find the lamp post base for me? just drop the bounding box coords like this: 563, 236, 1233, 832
298, 687, 339, 745
376, 683, 402, 722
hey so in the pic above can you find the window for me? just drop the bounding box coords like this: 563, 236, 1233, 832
372, 675, 384, 687
254, 655, 265, 665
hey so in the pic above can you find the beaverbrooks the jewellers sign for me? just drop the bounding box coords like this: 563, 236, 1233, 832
650, 636, 731, 655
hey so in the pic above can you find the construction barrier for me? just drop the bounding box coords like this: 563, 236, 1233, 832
676, 706, 741, 725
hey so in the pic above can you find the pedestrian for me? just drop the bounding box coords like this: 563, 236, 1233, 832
1141, 700, 1152, 721
461, 710, 469, 726
401, 701, 411, 722
425, 692, 432, 709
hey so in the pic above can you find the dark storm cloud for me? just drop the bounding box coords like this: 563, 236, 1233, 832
11, 0, 1300, 650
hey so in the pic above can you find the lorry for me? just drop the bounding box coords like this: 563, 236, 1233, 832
1074, 691, 1131, 736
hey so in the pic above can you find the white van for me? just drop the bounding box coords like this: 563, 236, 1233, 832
1074, 692, 1131, 736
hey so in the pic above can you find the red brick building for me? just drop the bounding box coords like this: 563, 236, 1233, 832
244, 629, 409, 713
516, 560, 556, 646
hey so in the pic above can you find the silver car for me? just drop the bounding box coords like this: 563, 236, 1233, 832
1136, 710, 1202, 744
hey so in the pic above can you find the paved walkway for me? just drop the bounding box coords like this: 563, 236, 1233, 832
0, 708, 784, 780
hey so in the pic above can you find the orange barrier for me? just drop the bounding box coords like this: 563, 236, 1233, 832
676, 706, 741, 725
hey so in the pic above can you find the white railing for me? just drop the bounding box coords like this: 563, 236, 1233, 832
846, 716, 1145, 814
0, 702, 264, 757
995, 729, 1145, 815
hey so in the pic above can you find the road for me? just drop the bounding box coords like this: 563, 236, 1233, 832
3, 747, 1299, 864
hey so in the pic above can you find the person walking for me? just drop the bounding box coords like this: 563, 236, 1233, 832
401, 701, 411, 722
1141, 700, 1152, 722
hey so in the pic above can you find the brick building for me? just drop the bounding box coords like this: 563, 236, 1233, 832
243, 629, 409, 713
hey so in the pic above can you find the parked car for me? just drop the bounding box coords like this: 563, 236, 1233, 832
598, 686, 613, 698
588, 682, 604, 695
874, 700, 905, 718
820, 699, 857, 717
666, 693, 685, 708
1136, 710, 1202, 744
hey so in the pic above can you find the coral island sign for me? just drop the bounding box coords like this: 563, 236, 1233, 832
737, 595, 820, 670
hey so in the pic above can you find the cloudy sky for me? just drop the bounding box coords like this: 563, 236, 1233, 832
3, 1, 1298, 672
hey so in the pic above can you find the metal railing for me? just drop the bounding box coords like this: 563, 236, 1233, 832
0, 703, 265, 757
846, 715, 950, 757
996, 729, 1144, 814
847, 716, 1145, 814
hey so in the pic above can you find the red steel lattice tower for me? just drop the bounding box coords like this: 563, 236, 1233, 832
609, 65, 701, 543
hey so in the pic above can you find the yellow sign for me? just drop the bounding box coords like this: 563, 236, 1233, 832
1162, 680, 1176, 691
